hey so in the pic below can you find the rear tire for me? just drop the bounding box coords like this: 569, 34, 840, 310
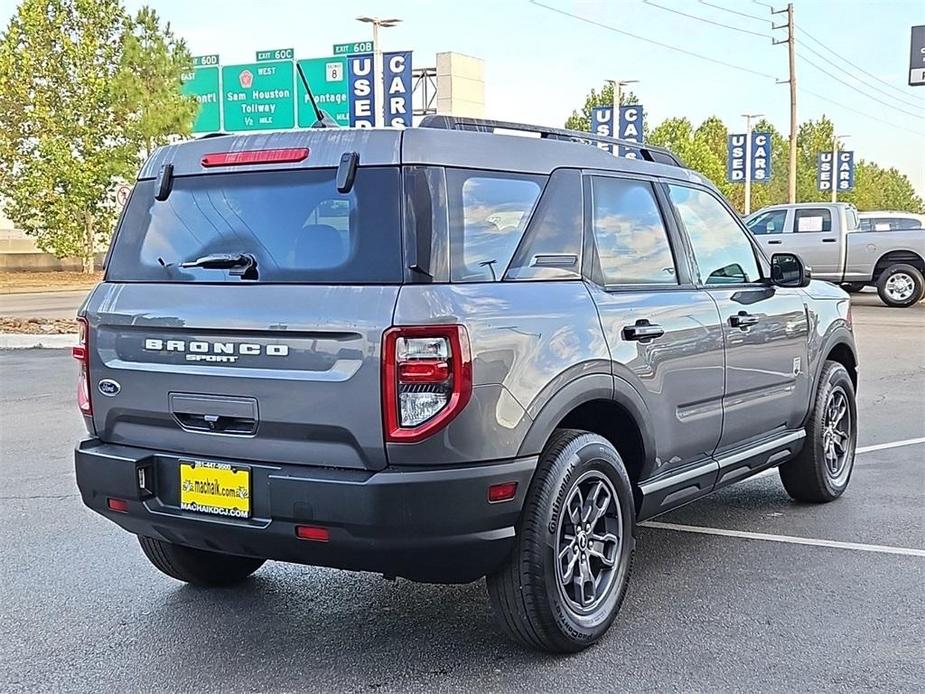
138, 536, 265, 586
876, 263, 924, 307
487, 429, 635, 653
779, 361, 857, 503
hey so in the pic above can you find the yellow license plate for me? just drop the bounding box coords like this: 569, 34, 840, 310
179, 461, 250, 518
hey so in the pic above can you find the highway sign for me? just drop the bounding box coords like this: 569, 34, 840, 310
192, 54, 219, 68
910, 25, 925, 86
333, 41, 374, 56
182, 66, 221, 133
297, 57, 349, 127
222, 61, 295, 131
257, 48, 294, 62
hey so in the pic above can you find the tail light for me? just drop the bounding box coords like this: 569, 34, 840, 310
72, 317, 91, 416
382, 326, 472, 443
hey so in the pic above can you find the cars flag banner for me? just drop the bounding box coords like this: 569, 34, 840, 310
382, 51, 412, 128
817, 151, 854, 192
750, 131, 771, 183
835, 150, 855, 192
348, 53, 375, 127
727, 133, 747, 182
590, 107, 614, 153
618, 105, 644, 158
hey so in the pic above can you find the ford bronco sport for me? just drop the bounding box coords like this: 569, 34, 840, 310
75, 117, 859, 653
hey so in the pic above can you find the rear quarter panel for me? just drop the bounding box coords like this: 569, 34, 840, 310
389, 281, 610, 465
844, 230, 925, 281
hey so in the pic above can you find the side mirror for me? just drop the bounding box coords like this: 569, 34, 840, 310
771, 253, 811, 288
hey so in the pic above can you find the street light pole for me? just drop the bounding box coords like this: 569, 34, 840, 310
742, 112, 764, 215
606, 79, 638, 152
831, 134, 850, 203
356, 16, 402, 127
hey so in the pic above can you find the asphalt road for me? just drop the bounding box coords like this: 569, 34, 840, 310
0, 289, 90, 319
0, 297, 922, 693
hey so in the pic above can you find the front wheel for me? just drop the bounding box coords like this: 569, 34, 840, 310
779, 361, 857, 502
876, 263, 924, 307
138, 536, 265, 587
487, 429, 635, 653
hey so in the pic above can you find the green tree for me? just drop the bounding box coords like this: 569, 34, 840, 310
648, 117, 726, 194
113, 7, 196, 158
0, 0, 195, 272
564, 82, 639, 132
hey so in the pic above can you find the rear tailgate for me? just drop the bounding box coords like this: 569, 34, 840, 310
87, 149, 405, 472
85, 284, 396, 470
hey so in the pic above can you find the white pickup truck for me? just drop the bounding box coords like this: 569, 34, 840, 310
746, 202, 925, 307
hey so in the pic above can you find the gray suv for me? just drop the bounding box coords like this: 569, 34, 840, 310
74, 117, 859, 653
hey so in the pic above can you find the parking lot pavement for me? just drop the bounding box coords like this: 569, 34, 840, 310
1, 301, 923, 693
0, 289, 89, 319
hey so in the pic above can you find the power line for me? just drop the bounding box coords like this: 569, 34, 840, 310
698, 0, 769, 24
751, 0, 775, 9
800, 86, 925, 138
641, 0, 771, 39
528, 0, 777, 79
795, 25, 925, 105
796, 38, 925, 112
799, 52, 923, 120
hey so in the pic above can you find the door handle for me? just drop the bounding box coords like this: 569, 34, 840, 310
730, 311, 760, 329
821, 238, 837, 243
623, 319, 665, 342
767, 240, 782, 245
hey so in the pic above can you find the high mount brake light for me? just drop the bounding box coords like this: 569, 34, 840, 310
382, 326, 472, 443
73, 317, 91, 416
200, 148, 310, 167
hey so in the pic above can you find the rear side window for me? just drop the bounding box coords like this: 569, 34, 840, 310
107, 167, 403, 283
589, 176, 677, 286
446, 169, 544, 282
506, 169, 583, 281
794, 208, 832, 233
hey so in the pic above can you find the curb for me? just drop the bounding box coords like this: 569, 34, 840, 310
0, 333, 78, 350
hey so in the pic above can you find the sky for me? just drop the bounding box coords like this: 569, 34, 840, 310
3, 0, 924, 195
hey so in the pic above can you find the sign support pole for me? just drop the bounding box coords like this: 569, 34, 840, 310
831, 137, 839, 204
741, 113, 763, 215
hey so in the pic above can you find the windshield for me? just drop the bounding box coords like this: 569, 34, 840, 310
106, 167, 403, 283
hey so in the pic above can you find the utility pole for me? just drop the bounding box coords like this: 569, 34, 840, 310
772, 3, 797, 203
831, 134, 850, 203
356, 16, 402, 127
742, 113, 764, 215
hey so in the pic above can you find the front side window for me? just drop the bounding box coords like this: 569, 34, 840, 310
794, 208, 832, 233
446, 169, 544, 282
590, 176, 678, 286
747, 209, 788, 235
668, 185, 761, 285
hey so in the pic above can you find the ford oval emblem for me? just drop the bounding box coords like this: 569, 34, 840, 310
98, 379, 121, 397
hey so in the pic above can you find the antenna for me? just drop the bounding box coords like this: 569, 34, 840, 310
296, 63, 339, 128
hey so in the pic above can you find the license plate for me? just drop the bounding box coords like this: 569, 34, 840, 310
179, 461, 250, 518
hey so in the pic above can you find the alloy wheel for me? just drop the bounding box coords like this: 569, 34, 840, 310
821, 386, 852, 483
555, 470, 622, 614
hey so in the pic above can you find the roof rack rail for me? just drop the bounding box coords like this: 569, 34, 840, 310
418, 115, 683, 168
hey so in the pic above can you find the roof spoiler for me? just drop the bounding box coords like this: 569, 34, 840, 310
418, 115, 683, 168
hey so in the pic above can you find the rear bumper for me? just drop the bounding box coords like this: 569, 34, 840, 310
74, 439, 536, 583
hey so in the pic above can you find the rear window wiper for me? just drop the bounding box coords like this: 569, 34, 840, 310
179, 253, 258, 280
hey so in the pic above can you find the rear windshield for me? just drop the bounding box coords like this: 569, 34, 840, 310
107, 167, 403, 283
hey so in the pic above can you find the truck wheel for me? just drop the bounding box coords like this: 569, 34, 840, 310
487, 429, 634, 653
841, 282, 865, 294
138, 536, 265, 586
779, 361, 857, 503
876, 264, 924, 307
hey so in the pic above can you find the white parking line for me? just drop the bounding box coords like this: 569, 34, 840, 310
856, 437, 925, 454
639, 521, 925, 558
